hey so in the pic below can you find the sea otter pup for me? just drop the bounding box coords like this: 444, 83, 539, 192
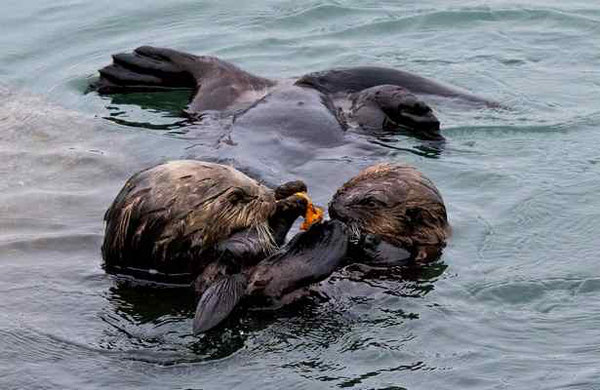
102, 160, 348, 334
91, 46, 500, 142
330, 163, 449, 266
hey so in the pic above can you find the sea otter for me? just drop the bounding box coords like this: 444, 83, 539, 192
103, 160, 300, 280
92, 46, 500, 144
102, 160, 347, 334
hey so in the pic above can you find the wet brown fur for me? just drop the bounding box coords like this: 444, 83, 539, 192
102, 160, 278, 276
329, 163, 449, 262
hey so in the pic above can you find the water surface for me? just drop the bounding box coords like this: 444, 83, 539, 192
1, 1, 600, 389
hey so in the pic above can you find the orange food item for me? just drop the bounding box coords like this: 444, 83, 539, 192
295, 192, 324, 230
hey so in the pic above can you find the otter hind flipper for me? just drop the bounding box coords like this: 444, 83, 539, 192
296, 66, 501, 107
93, 46, 275, 112
193, 274, 248, 335
94, 46, 199, 94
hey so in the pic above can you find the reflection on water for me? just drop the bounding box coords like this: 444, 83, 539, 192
337, 262, 448, 298
101, 90, 193, 131
100, 279, 252, 363
97, 259, 445, 365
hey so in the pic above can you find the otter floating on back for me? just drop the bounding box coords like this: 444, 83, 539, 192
92, 45, 502, 147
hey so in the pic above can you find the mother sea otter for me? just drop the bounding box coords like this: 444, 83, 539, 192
103, 160, 448, 333
93, 46, 499, 144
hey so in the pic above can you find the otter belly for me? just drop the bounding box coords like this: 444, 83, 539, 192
226, 86, 347, 167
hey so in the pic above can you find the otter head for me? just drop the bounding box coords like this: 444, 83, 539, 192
176, 162, 281, 253
329, 163, 449, 264
203, 175, 311, 265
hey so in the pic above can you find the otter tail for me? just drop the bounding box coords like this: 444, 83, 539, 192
193, 273, 248, 335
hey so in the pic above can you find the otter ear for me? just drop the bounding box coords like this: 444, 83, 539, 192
193, 274, 247, 335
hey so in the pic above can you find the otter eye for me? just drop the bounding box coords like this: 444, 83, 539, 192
229, 189, 249, 204
358, 197, 384, 208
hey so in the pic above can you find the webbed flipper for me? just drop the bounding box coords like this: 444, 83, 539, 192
193, 221, 348, 334
296, 66, 501, 107
193, 273, 248, 335
93, 46, 275, 112
95, 46, 200, 93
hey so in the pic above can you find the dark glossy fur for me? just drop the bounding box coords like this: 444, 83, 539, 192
91, 46, 501, 141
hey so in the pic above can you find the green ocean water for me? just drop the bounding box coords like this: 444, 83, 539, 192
1, 1, 599, 389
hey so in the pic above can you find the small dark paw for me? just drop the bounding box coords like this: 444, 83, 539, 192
274, 180, 307, 200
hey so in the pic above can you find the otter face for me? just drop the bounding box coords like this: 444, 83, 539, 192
329, 163, 449, 264
207, 178, 311, 252
329, 176, 409, 245
160, 162, 280, 250
206, 182, 276, 246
